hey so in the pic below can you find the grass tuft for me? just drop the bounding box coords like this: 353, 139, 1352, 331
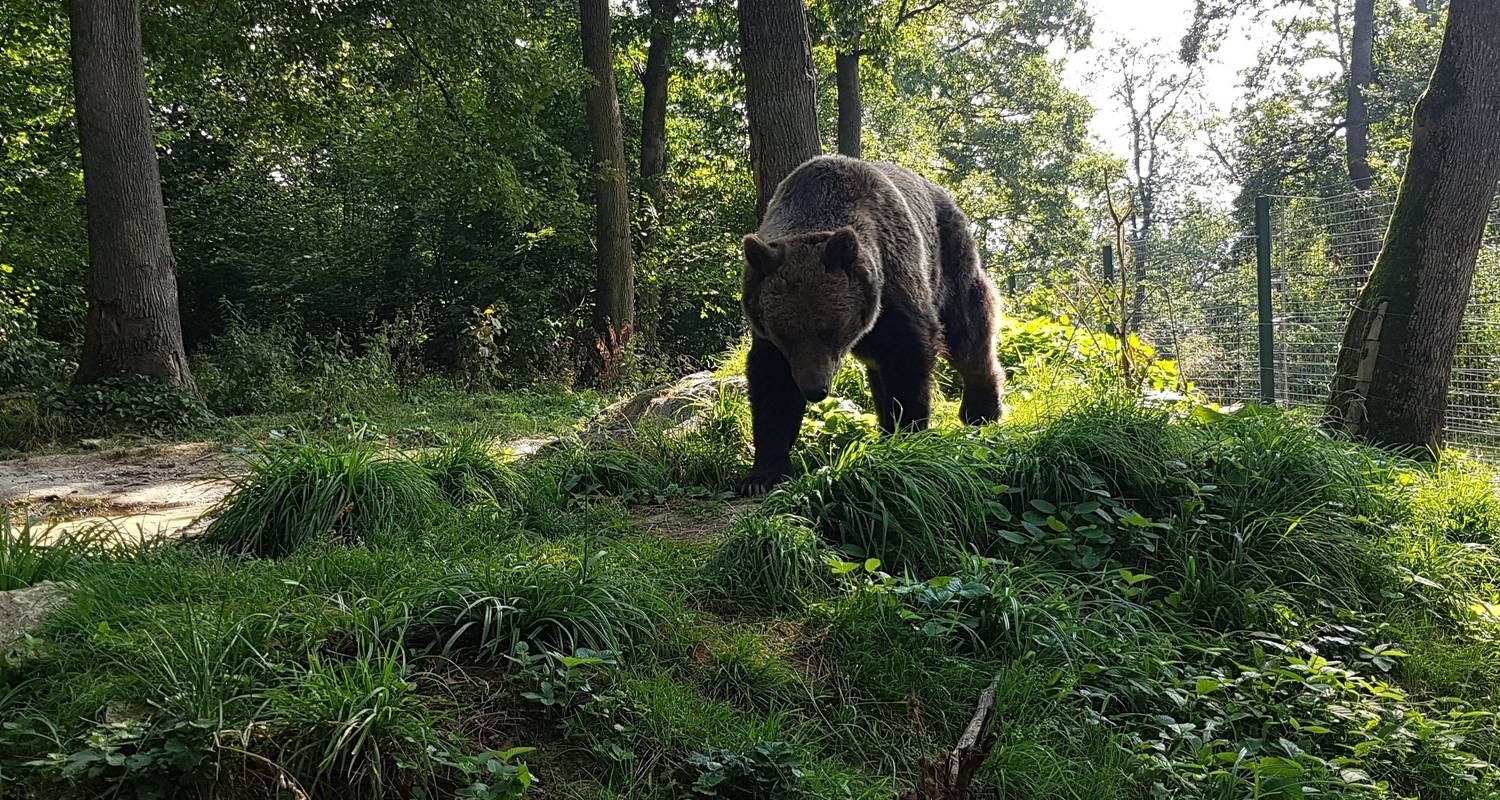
702, 515, 835, 613
201, 439, 444, 558
415, 431, 526, 506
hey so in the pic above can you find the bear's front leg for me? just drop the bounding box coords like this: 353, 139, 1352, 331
740, 337, 806, 496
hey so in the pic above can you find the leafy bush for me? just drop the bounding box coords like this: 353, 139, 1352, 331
0, 292, 73, 393
791, 399, 879, 472
192, 308, 400, 417
999, 313, 1184, 393
678, 740, 805, 799
191, 310, 304, 415
201, 439, 444, 557
57, 377, 211, 437
701, 515, 834, 613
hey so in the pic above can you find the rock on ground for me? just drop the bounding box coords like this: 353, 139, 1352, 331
577, 371, 747, 442
0, 582, 67, 649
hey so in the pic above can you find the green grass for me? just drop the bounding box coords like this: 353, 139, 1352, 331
6, 380, 1500, 799
415, 430, 527, 506
701, 515, 834, 613
200, 438, 445, 557
0, 514, 112, 590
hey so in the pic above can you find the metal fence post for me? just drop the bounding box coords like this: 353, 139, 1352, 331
1255, 195, 1276, 405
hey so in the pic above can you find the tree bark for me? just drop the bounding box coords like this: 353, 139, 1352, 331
67, 0, 197, 392
1327, 0, 1500, 453
738, 0, 822, 219
1346, 0, 1376, 192
639, 0, 678, 226
579, 0, 634, 387
836, 48, 862, 158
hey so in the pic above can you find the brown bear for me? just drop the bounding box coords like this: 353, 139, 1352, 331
739, 155, 1004, 495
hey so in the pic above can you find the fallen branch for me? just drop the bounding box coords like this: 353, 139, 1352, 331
897, 674, 1002, 800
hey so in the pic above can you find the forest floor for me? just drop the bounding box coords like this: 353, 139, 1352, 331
1, 387, 605, 539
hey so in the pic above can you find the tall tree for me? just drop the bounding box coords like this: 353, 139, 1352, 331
67, 0, 196, 391
738, 0, 822, 218
1109, 41, 1197, 331
835, 48, 862, 158
638, 0, 680, 233
1327, 0, 1500, 452
1346, 0, 1376, 191
579, 0, 634, 386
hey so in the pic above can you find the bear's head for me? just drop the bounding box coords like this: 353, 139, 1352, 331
741, 226, 879, 402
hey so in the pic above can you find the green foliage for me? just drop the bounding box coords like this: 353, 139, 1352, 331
535, 391, 749, 504
1406, 455, 1500, 543
0, 293, 72, 393
258, 645, 446, 795
769, 429, 1005, 574
415, 553, 662, 657
702, 515, 834, 613
999, 312, 1185, 393
57, 377, 211, 438
0, 514, 106, 591
679, 740, 805, 799
415, 432, 525, 506
10, 374, 1500, 800
36, 717, 219, 796
0, 392, 66, 452
201, 439, 443, 557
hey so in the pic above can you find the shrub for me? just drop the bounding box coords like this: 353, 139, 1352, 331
791, 400, 879, 473
192, 310, 304, 415
0, 393, 66, 452
702, 515, 834, 613
201, 439, 444, 557
0, 295, 73, 393
57, 377, 211, 437
678, 740, 805, 799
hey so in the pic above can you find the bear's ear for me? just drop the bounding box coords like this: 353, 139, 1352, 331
822, 226, 860, 274
743, 234, 781, 276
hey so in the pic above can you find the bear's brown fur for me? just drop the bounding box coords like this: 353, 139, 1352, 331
739, 155, 1003, 494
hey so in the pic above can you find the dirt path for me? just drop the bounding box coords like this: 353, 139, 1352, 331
0, 443, 241, 539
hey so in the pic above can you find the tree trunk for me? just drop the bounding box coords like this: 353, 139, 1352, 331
635, 0, 678, 356
1346, 0, 1376, 192
579, 0, 634, 387
67, 0, 196, 392
639, 0, 678, 228
836, 48, 862, 158
1327, 0, 1500, 453
738, 0, 822, 219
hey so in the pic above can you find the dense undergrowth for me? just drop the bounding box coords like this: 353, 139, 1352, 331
3, 363, 1500, 799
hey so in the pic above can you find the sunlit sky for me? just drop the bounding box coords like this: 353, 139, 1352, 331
1064, 0, 1263, 163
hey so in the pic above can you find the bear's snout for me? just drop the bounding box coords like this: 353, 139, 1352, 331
802, 386, 828, 402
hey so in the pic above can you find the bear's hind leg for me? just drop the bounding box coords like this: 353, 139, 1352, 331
741, 337, 806, 496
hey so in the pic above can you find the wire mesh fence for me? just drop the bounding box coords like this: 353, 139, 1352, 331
1111, 191, 1500, 461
